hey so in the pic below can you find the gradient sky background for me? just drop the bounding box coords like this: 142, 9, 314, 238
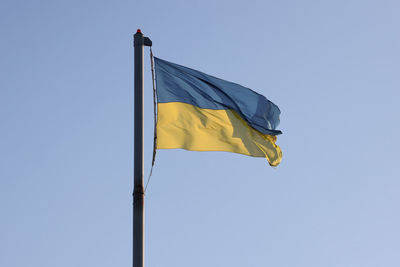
1, 0, 400, 266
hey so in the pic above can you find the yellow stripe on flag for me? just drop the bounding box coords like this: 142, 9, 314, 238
157, 102, 282, 166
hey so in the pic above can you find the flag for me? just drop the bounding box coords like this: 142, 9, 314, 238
154, 57, 282, 166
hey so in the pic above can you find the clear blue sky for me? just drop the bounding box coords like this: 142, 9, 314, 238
1, 0, 399, 266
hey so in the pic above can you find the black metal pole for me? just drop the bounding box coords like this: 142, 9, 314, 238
133, 29, 151, 267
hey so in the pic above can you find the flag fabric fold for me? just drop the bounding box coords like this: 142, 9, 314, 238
154, 57, 282, 166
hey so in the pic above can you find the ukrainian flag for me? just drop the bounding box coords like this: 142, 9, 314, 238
154, 57, 282, 166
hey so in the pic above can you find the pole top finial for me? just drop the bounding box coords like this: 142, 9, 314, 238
137, 29, 141, 33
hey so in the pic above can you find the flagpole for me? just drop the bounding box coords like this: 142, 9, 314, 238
133, 29, 151, 267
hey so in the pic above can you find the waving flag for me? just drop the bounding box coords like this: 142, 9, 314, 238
154, 57, 282, 166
